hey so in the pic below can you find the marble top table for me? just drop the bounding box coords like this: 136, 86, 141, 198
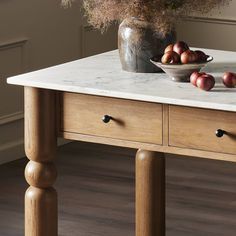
6, 48, 236, 236
7, 48, 236, 112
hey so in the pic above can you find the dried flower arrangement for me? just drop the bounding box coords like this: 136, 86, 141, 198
62, 0, 230, 34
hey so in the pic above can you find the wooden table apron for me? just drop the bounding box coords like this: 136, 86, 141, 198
23, 86, 236, 236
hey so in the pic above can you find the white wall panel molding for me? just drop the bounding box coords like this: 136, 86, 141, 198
0, 38, 29, 73
0, 111, 23, 126
185, 16, 236, 26
0, 39, 28, 50
177, 15, 236, 51
0, 39, 29, 164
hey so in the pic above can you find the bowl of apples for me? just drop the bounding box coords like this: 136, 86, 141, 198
150, 41, 213, 82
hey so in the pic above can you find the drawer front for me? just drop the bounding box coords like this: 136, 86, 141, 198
169, 106, 236, 155
60, 93, 163, 144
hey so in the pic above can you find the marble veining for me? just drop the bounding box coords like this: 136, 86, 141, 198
7, 48, 236, 112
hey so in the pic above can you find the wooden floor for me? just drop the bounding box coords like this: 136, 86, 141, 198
0, 142, 236, 236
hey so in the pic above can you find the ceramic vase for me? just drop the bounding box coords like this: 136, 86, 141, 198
118, 17, 176, 73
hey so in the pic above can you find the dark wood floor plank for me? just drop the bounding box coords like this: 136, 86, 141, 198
0, 142, 236, 235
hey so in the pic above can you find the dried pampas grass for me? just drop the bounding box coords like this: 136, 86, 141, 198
61, 0, 74, 7
62, 0, 231, 34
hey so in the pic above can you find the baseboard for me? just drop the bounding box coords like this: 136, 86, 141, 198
0, 139, 25, 165
0, 110, 71, 165
0, 137, 177, 165
58, 138, 71, 146
0, 138, 71, 165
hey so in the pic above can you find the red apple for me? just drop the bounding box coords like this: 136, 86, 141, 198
195, 50, 208, 62
196, 74, 215, 91
173, 41, 189, 55
161, 51, 180, 64
222, 72, 236, 88
190, 71, 206, 87
164, 44, 174, 54
181, 50, 198, 64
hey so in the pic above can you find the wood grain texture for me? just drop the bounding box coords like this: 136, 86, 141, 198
25, 87, 57, 162
169, 106, 236, 155
1, 142, 236, 236
163, 104, 169, 146
136, 150, 165, 236
24, 87, 57, 236
59, 94, 236, 162
61, 131, 236, 162
60, 93, 163, 145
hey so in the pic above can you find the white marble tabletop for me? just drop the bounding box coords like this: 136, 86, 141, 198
7, 48, 236, 112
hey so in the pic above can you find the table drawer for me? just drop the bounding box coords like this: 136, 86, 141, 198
60, 93, 163, 144
169, 106, 236, 155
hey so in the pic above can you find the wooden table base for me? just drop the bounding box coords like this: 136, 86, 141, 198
136, 150, 165, 236
24, 87, 58, 236
23, 88, 165, 236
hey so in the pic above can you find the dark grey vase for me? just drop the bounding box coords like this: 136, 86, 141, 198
118, 17, 176, 73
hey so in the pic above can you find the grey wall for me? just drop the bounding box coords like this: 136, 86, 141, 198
0, 0, 117, 164
176, 1, 236, 51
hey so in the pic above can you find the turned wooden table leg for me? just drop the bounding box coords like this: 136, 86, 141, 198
24, 87, 58, 236
136, 150, 165, 236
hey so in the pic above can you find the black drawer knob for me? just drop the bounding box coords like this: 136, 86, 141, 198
102, 115, 112, 123
215, 129, 226, 138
